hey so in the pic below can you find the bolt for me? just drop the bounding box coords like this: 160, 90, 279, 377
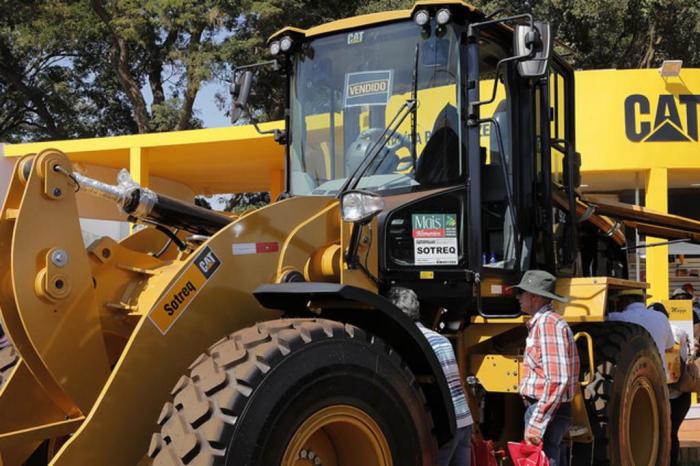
299, 449, 308, 459
102, 248, 111, 259
53, 187, 62, 197
50, 249, 69, 267
54, 279, 64, 290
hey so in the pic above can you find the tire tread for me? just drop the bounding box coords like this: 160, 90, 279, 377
149, 318, 432, 465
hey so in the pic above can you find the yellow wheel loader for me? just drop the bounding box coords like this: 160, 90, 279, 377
0, 1, 695, 465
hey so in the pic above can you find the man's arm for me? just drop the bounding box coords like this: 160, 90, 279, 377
525, 318, 574, 441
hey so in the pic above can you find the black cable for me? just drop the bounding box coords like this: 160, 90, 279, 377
154, 224, 186, 251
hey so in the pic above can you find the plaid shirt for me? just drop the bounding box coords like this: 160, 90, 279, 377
417, 323, 473, 429
520, 304, 580, 439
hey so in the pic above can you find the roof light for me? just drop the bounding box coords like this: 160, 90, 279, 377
436, 8, 451, 25
269, 41, 280, 56
659, 60, 682, 77
280, 36, 293, 52
414, 9, 430, 27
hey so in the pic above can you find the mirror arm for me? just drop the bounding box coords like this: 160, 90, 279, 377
467, 52, 530, 126
466, 14, 538, 126
234, 60, 280, 73
236, 102, 287, 145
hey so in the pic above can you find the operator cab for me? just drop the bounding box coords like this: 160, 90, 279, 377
236, 3, 582, 320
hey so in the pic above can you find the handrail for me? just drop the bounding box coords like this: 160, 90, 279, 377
574, 331, 594, 386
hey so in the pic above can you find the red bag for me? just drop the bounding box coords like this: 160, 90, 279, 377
507, 441, 550, 466
470, 438, 499, 466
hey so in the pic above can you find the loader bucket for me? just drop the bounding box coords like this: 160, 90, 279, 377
0, 149, 341, 465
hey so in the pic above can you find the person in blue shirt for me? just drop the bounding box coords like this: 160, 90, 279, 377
388, 287, 473, 466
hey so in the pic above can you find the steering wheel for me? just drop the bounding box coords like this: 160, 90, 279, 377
353, 128, 415, 173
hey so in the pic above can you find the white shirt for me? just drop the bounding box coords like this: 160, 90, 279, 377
669, 325, 690, 399
607, 302, 675, 374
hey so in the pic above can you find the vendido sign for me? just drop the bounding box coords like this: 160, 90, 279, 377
624, 94, 699, 142
344, 70, 393, 108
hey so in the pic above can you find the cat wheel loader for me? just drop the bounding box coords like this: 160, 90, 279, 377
1, 1, 697, 465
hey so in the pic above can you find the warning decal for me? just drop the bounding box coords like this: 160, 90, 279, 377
149, 246, 221, 335
344, 70, 393, 108
412, 214, 458, 265
232, 242, 280, 255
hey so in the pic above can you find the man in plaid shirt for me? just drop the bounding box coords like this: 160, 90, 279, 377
512, 270, 580, 466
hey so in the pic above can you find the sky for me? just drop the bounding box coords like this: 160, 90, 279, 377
141, 77, 232, 129
194, 81, 232, 128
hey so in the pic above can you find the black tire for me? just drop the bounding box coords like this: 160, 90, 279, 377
572, 322, 670, 466
148, 318, 438, 466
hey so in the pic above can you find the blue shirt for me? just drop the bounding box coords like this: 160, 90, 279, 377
417, 323, 473, 429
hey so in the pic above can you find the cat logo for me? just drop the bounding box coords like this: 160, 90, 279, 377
347, 31, 364, 45
195, 246, 221, 279
624, 94, 699, 142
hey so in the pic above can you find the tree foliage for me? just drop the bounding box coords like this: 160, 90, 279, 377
1, 0, 698, 143
361, 0, 700, 69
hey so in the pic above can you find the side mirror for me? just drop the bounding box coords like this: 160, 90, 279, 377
230, 70, 254, 123
514, 21, 552, 78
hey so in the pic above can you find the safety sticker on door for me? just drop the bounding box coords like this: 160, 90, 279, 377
149, 246, 221, 335
412, 214, 458, 265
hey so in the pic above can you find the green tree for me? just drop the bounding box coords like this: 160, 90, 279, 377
360, 0, 700, 69
2, 0, 698, 143
1, 0, 243, 141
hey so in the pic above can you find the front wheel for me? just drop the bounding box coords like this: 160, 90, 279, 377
148, 318, 437, 466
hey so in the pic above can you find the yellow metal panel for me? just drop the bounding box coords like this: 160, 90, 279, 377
269, 169, 284, 200
0, 417, 84, 449
464, 322, 521, 348
645, 167, 669, 301
276, 202, 340, 280
8, 152, 110, 413
129, 147, 149, 187
470, 354, 521, 393
3, 123, 285, 195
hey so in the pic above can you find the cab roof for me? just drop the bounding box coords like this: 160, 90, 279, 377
269, 1, 482, 42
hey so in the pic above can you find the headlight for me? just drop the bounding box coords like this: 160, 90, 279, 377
341, 191, 384, 223
269, 41, 280, 56
436, 8, 451, 25
414, 9, 430, 27
280, 36, 293, 52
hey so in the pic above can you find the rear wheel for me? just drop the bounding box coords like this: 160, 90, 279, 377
572, 322, 670, 466
148, 318, 437, 466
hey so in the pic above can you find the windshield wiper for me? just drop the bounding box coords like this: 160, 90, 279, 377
339, 43, 420, 196
337, 100, 415, 195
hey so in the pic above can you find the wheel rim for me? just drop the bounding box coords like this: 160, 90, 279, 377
282, 404, 392, 466
624, 375, 659, 466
